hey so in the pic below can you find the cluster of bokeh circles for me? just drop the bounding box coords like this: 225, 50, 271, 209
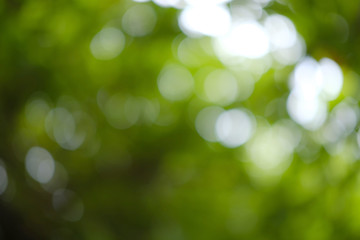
3, 0, 355, 227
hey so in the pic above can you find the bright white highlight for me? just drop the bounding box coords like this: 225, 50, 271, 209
272, 36, 305, 65
215, 109, 255, 148
185, 0, 230, 5
214, 21, 270, 59
291, 57, 322, 95
25, 147, 55, 184
122, 5, 157, 37
153, 0, 183, 8
287, 90, 328, 130
204, 70, 238, 106
90, 27, 125, 60
157, 64, 194, 101
179, 5, 231, 37
265, 14, 297, 49
195, 106, 224, 142
318, 58, 343, 100
262, 14, 306, 66
253, 0, 272, 6
287, 57, 343, 130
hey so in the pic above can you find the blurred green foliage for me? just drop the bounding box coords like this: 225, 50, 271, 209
1, 0, 360, 239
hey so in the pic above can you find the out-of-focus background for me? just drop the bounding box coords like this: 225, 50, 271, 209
1, 0, 360, 239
